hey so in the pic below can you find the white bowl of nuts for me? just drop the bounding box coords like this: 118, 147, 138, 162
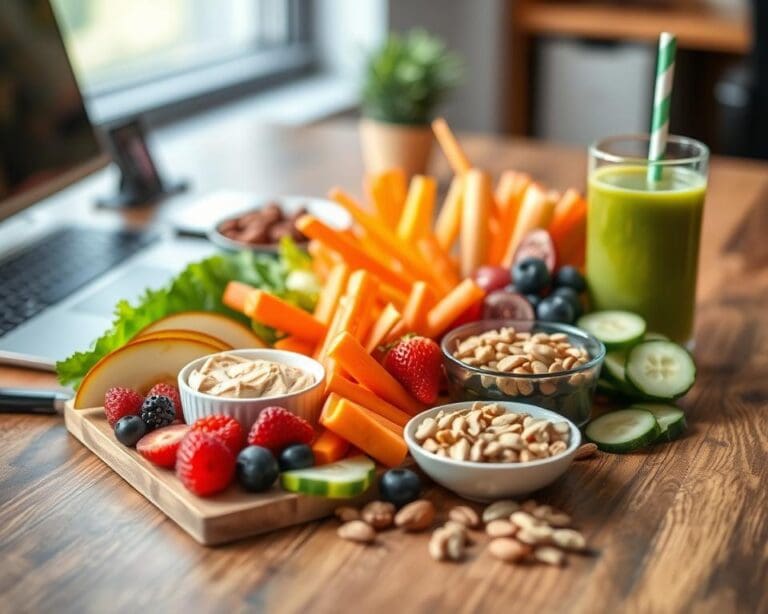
404, 401, 581, 501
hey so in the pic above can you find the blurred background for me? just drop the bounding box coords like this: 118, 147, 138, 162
48, 0, 763, 158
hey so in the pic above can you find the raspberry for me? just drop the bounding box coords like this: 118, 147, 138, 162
190, 415, 243, 456
146, 383, 182, 417
140, 395, 176, 430
176, 431, 235, 496
104, 387, 143, 427
247, 406, 314, 454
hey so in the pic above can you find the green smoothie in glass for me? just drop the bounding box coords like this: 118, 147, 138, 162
586, 136, 708, 344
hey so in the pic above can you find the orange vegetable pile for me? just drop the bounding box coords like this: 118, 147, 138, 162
223, 119, 588, 468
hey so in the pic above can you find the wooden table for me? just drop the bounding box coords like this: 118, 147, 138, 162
2, 122, 767, 613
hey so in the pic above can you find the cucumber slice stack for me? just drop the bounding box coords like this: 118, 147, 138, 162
577, 310, 646, 350
632, 403, 687, 441
585, 409, 661, 453
280, 456, 376, 498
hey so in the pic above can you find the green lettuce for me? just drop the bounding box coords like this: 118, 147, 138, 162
56, 241, 318, 389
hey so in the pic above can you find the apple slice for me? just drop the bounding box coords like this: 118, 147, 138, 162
136, 311, 266, 348
131, 329, 231, 351
74, 337, 220, 409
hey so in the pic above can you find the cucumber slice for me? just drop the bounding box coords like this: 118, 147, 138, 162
643, 332, 669, 341
631, 403, 687, 441
625, 341, 696, 400
603, 350, 628, 384
585, 409, 661, 453
280, 456, 376, 498
577, 310, 647, 350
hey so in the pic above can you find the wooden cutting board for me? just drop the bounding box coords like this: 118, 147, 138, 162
64, 404, 377, 545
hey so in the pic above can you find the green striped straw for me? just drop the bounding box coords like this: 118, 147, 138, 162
648, 32, 677, 183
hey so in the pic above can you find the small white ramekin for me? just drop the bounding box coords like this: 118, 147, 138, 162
178, 349, 326, 433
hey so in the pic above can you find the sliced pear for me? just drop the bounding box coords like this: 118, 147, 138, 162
74, 337, 220, 409
136, 311, 266, 348
131, 328, 231, 351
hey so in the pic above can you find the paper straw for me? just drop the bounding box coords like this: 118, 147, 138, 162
648, 32, 677, 183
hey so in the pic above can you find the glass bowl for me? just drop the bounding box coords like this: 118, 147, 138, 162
441, 320, 605, 427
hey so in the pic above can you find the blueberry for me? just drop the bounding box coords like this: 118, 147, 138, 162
553, 266, 586, 293
525, 293, 542, 309
379, 468, 421, 507
278, 444, 314, 471
552, 286, 583, 319
114, 415, 147, 447
512, 257, 551, 295
236, 445, 279, 492
536, 295, 576, 324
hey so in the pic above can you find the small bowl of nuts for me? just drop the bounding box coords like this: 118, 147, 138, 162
441, 319, 605, 427
404, 401, 581, 501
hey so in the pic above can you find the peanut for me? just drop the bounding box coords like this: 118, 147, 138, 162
361, 501, 395, 530
488, 538, 531, 563
337, 520, 376, 544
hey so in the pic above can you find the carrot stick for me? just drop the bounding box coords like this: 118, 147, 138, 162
325, 372, 411, 427
501, 184, 558, 267
378, 283, 408, 310
336, 270, 377, 341
549, 189, 584, 240
296, 215, 414, 293
327, 332, 423, 415
320, 394, 408, 467
313, 263, 350, 326
400, 281, 432, 335
460, 169, 493, 277
549, 190, 587, 268
488, 171, 532, 265
364, 303, 401, 353
222, 281, 255, 314
397, 175, 437, 243
434, 175, 464, 253
237, 288, 327, 344
273, 336, 315, 356
432, 117, 471, 174
417, 235, 460, 288
366, 169, 407, 229
311, 428, 350, 465
426, 278, 485, 338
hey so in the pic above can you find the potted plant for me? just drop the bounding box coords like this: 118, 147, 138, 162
360, 29, 462, 177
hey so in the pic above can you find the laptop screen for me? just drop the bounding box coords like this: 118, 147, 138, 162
0, 0, 105, 220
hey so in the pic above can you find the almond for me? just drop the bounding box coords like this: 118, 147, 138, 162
394, 499, 435, 532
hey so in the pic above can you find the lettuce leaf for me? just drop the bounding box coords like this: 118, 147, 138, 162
55, 242, 316, 390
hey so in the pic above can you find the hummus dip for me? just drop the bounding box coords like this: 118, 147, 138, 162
188, 353, 314, 398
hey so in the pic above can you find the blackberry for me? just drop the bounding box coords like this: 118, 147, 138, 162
140, 395, 175, 430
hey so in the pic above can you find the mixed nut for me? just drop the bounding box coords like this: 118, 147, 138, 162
413, 402, 571, 463
450, 326, 594, 396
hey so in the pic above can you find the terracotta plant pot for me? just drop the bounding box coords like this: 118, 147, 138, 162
359, 117, 434, 177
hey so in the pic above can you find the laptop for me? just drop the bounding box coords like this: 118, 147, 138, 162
0, 1, 212, 371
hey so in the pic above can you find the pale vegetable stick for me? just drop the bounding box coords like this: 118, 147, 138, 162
501, 184, 558, 267
434, 175, 464, 252
488, 171, 531, 265
432, 117, 471, 174
397, 175, 437, 243
459, 169, 493, 278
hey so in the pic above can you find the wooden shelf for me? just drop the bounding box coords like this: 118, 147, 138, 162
518, 3, 751, 54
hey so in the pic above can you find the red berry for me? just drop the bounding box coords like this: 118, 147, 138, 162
146, 383, 182, 417
104, 387, 144, 427
383, 336, 443, 404
176, 431, 235, 496
247, 407, 314, 453
136, 424, 190, 468
190, 415, 243, 456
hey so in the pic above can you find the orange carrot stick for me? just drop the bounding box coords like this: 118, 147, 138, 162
401, 281, 432, 335
222, 281, 255, 314
313, 263, 350, 326
327, 332, 423, 415
325, 373, 411, 427
364, 303, 401, 353
336, 270, 377, 341
397, 175, 437, 243
311, 428, 350, 465
239, 288, 327, 344
417, 235, 460, 289
366, 169, 407, 229
273, 336, 315, 355
432, 117, 471, 174
426, 278, 486, 338
434, 175, 464, 253
296, 215, 414, 293
501, 184, 558, 267
489, 171, 532, 265
460, 169, 493, 277
320, 394, 408, 467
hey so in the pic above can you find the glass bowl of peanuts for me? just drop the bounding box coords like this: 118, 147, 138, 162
441, 320, 605, 427
404, 401, 581, 501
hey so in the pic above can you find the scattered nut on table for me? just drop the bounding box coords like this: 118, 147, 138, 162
337, 520, 376, 544
394, 500, 436, 532
361, 501, 395, 530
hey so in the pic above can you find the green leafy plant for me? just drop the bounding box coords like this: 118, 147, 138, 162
361, 29, 462, 125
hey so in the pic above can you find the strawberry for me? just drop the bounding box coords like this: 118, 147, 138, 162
176, 431, 235, 496
247, 407, 314, 453
104, 387, 144, 427
136, 424, 190, 468
146, 383, 182, 416
190, 415, 243, 456
383, 335, 443, 404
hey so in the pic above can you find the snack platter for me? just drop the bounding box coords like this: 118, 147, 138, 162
64, 404, 376, 545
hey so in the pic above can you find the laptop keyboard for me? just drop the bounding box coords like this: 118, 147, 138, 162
0, 226, 154, 337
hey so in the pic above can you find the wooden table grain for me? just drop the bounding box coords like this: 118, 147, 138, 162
1, 122, 767, 614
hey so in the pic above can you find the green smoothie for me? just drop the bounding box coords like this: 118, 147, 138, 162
587, 165, 706, 343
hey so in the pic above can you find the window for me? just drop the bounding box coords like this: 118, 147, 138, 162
51, 0, 312, 121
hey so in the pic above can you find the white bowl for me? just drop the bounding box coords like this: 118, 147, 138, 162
208, 195, 352, 254
404, 401, 581, 502
178, 349, 326, 433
